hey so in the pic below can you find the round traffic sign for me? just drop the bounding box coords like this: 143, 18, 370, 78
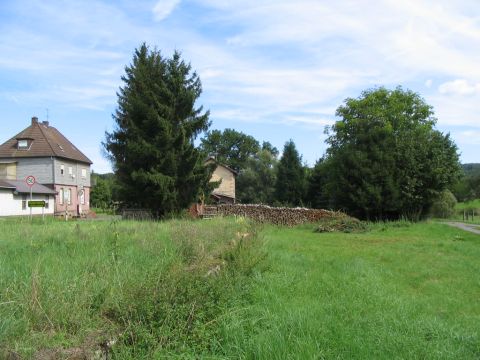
25, 175, 36, 187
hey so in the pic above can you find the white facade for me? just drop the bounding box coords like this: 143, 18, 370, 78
0, 189, 54, 217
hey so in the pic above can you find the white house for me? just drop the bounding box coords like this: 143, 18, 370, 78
0, 179, 56, 217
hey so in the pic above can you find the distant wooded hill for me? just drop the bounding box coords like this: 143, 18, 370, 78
462, 163, 480, 178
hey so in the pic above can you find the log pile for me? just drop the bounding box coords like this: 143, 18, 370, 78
217, 204, 338, 226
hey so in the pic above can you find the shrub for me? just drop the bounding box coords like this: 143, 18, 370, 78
430, 190, 457, 219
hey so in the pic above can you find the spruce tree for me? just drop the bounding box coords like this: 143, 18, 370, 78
306, 159, 329, 209
274, 140, 306, 206
104, 44, 212, 217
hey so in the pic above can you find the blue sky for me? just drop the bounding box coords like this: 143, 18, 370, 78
0, 0, 479, 173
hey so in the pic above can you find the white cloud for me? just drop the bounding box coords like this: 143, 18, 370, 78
152, 0, 180, 21
438, 79, 480, 96
189, 0, 480, 131
1, 0, 480, 167
427, 92, 480, 127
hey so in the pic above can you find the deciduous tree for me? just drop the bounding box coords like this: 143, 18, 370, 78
323, 87, 461, 220
200, 129, 260, 172
236, 148, 278, 204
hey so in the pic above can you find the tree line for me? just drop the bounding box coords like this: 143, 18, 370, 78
452, 164, 480, 202
94, 44, 463, 221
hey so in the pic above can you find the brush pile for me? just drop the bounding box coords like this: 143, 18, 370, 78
217, 204, 337, 226
315, 216, 367, 233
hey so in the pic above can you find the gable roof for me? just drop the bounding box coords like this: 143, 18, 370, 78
205, 157, 238, 176
0, 117, 92, 164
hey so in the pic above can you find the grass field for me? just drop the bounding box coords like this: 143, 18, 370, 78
221, 221, 480, 359
1, 217, 480, 358
452, 199, 480, 224
456, 199, 480, 211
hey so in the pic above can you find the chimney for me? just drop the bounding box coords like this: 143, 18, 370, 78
42, 121, 49, 127
31, 116, 38, 125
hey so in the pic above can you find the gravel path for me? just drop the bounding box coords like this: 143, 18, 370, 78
443, 222, 480, 235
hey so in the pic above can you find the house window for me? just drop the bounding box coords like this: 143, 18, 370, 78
81, 168, 87, 178
66, 189, 71, 204
0, 163, 17, 180
80, 191, 85, 205
60, 165, 65, 175
45, 195, 49, 209
68, 166, 73, 176
22, 195, 27, 210
59, 188, 64, 205
18, 140, 28, 150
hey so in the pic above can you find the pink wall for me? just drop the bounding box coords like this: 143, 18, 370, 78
53, 185, 90, 215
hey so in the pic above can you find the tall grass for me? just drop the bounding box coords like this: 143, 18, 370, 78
2, 217, 479, 358
217, 221, 480, 359
0, 217, 264, 358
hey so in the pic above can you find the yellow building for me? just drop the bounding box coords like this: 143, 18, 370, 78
206, 158, 237, 204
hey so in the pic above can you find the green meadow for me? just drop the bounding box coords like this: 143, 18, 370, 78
456, 199, 480, 211
1, 217, 479, 358
452, 200, 480, 224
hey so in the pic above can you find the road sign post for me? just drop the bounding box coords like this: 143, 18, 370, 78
25, 175, 36, 220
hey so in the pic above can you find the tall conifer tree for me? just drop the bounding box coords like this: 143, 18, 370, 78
104, 44, 212, 217
274, 140, 306, 206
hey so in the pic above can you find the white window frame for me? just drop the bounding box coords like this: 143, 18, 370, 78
81, 168, 87, 178
59, 188, 64, 205
80, 191, 85, 205
18, 140, 28, 149
66, 189, 71, 205
68, 166, 73, 176
60, 164, 65, 176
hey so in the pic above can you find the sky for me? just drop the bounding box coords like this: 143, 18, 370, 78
0, 0, 479, 173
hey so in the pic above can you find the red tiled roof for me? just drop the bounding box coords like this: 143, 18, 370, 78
0, 118, 92, 164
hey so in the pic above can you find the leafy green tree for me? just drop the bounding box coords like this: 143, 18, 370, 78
453, 164, 480, 201
324, 87, 461, 220
90, 173, 121, 210
274, 140, 306, 206
236, 148, 278, 204
200, 129, 260, 172
90, 175, 112, 210
261, 141, 279, 158
104, 44, 213, 217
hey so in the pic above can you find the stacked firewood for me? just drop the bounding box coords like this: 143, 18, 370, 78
217, 204, 338, 226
